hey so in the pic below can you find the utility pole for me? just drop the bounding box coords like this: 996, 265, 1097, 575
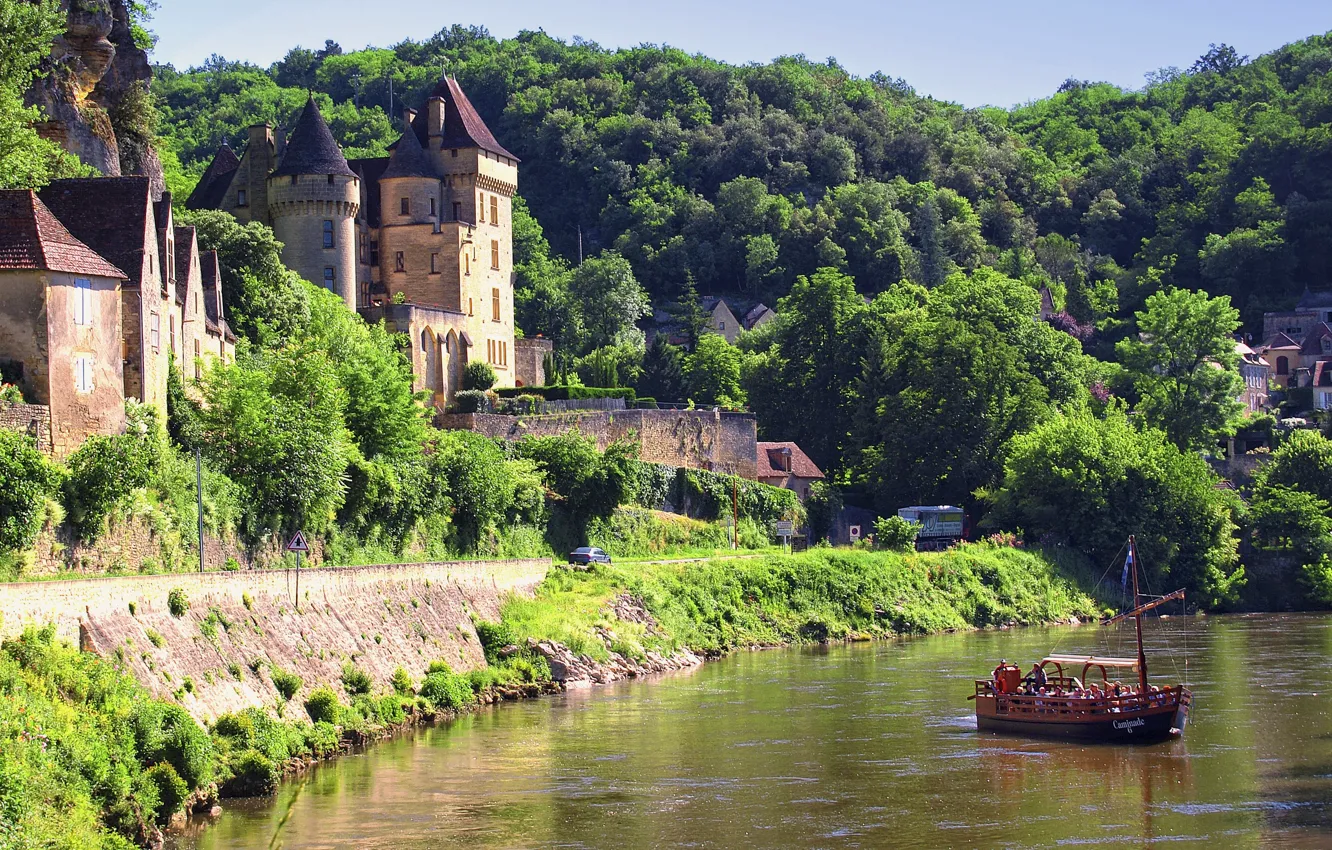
732, 473, 739, 550
195, 448, 204, 573
577, 224, 584, 265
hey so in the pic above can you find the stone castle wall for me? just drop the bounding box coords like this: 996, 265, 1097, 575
439, 408, 759, 479
0, 402, 52, 453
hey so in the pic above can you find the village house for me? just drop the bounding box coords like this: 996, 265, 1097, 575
188, 76, 519, 408
755, 441, 824, 501
1263, 290, 1332, 343
701, 296, 741, 344
0, 190, 127, 457
1258, 332, 1301, 390
742, 303, 776, 331
1235, 341, 1269, 413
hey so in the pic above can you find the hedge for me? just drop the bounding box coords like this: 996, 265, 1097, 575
496, 385, 635, 402
627, 460, 803, 528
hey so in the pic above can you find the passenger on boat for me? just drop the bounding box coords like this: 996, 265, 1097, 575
1028, 663, 1047, 690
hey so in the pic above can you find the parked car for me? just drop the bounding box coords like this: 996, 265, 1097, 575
567, 546, 612, 566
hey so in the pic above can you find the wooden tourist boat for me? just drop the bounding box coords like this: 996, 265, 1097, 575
971, 536, 1192, 743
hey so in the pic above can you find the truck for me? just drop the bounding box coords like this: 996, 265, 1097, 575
896, 505, 967, 551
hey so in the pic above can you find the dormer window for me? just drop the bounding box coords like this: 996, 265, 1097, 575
1321, 336, 1332, 355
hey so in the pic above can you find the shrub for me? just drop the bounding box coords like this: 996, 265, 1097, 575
462, 360, 497, 391
495, 385, 635, 402
0, 430, 60, 551
304, 686, 341, 724
376, 693, 406, 725
390, 666, 414, 696
270, 667, 302, 701
145, 628, 165, 648
340, 662, 372, 696
452, 389, 489, 413
142, 763, 189, 825
63, 430, 157, 541
131, 701, 214, 789
874, 516, 919, 552
222, 749, 279, 797
419, 667, 475, 710
167, 588, 189, 617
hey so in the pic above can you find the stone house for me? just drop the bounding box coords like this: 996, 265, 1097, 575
755, 441, 825, 501
198, 252, 237, 368
0, 190, 127, 456
189, 77, 519, 409
742, 303, 776, 331
702, 296, 740, 343
1263, 290, 1332, 343
1235, 341, 1269, 413
1258, 332, 1301, 390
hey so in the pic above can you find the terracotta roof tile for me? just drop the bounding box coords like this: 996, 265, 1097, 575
755, 441, 825, 480
1300, 323, 1332, 356
411, 75, 517, 161
273, 97, 355, 178
39, 177, 153, 288
1264, 331, 1301, 349
0, 190, 125, 278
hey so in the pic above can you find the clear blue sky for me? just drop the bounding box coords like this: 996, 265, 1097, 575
152, 0, 1331, 107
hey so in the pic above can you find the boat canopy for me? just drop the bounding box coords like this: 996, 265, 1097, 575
1042, 654, 1140, 671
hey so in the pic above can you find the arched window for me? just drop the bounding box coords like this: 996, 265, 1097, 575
1278, 356, 1289, 375
422, 329, 431, 352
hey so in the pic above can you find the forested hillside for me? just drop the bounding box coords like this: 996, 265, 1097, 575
155, 29, 1332, 333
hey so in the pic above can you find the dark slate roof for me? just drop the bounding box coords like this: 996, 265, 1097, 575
1264, 331, 1301, 349
199, 251, 236, 342
756, 442, 825, 480
0, 190, 126, 278
272, 97, 356, 178
185, 141, 240, 210
1297, 289, 1332, 310
349, 156, 390, 227
174, 226, 196, 305
1300, 323, 1332, 355
742, 304, 774, 328
39, 177, 154, 287
382, 123, 436, 180
410, 75, 518, 161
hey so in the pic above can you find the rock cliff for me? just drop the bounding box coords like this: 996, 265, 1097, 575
26, 0, 165, 196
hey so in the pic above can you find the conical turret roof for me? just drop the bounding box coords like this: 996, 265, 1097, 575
272, 97, 355, 178
382, 119, 435, 180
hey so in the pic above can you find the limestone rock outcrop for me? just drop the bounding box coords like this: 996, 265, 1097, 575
26, 0, 164, 196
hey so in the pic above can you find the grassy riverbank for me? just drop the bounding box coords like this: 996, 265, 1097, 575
0, 544, 1095, 848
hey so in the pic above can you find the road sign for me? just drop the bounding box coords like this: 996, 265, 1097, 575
776, 521, 795, 536
849, 524, 862, 541
286, 531, 309, 553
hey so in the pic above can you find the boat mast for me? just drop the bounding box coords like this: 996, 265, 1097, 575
1129, 535, 1148, 693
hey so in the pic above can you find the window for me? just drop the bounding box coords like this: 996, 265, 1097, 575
400, 197, 410, 216
491, 240, 500, 269
451, 149, 458, 158
719, 321, 726, 330
490, 195, 498, 225
468, 298, 473, 316
359, 231, 367, 263
170, 315, 176, 355
150, 313, 160, 351
429, 197, 437, 217
464, 253, 470, 275
478, 193, 485, 223
492, 287, 501, 321
370, 241, 379, 267
323, 267, 335, 290
323, 220, 334, 248
422, 330, 431, 352
430, 253, 439, 274
194, 340, 201, 380
452, 202, 461, 221
236, 189, 247, 207
1278, 356, 1289, 375
501, 340, 507, 366
73, 278, 92, 326
395, 252, 405, 272
487, 339, 495, 364
327, 174, 335, 185
74, 356, 94, 393
360, 280, 370, 307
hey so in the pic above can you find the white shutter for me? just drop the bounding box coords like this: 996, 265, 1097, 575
73, 279, 92, 325
74, 356, 94, 393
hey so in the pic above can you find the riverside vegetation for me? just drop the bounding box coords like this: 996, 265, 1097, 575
0, 543, 1095, 848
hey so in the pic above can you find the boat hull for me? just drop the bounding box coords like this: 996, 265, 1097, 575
975, 703, 1184, 743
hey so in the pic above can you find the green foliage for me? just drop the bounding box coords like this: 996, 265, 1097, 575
990, 407, 1243, 607
141, 763, 188, 826
494, 385, 636, 402
451, 389, 489, 413
874, 516, 919, 552
220, 749, 278, 798
63, 428, 159, 541
0, 430, 59, 551
805, 481, 843, 544
340, 662, 372, 696
462, 360, 497, 391
516, 432, 638, 532
567, 252, 651, 352
167, 587, 189, 617
427, 430, 542, 551
267, 666, 300, 701
303, 686, 341, 724
390, 666, 413, 696
1248, 431, 1332, 605
418, 668, 476, 711
683, 334, 746, 407
1116, 288, 1243, 450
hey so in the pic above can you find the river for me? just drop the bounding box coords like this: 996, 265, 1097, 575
174, 614, 1332, 848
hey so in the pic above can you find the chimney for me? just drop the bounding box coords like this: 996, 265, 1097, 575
248, 124, 274, 159
403, 107, 418, 127
426, 96, 445, 138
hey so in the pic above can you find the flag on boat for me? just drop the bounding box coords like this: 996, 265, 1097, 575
1122, 549, 1133, 588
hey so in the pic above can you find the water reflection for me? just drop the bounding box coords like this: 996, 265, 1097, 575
174, 614, 1332, 849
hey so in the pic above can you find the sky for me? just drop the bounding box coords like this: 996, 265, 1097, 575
151, 0, 1331, 108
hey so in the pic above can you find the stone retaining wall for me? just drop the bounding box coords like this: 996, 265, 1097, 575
0, 401, 52, 452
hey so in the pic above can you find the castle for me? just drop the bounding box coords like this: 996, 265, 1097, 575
188, 76, 526, 407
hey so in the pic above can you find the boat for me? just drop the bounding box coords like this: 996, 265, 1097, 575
970, 535, 1192, 743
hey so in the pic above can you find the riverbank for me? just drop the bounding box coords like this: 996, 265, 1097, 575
0, 543, 1098, 848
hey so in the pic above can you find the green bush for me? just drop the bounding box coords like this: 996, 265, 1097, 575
63, 430, 158, 541
304, 686, 341, 724
340, 662, 372, 695
390, 666, 414, 695
419, 668, 475, 710
463, 360, 497, 391
0, 430, 60, 551
131, 700, 215, 789
495, 385, 636, 402
167, 588, 189, 617
221, 749, 279, 797
452, 389, 489, 413
143, 762, 189, 825
270, 666, 302, 701
874, 516, 919, 552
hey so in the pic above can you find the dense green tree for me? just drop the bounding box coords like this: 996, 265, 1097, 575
1116, 288, 1243, 451
567, 251, 651, 353
516, 432, 637, 531
990, 408, 1243, 607
636, 334, 686, 402
683, 333, 745, 407
0, 430, 59, 551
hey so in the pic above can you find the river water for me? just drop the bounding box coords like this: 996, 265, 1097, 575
175, 614, 1332, 849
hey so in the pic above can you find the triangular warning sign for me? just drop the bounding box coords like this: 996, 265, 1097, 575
286, 530, 310, 552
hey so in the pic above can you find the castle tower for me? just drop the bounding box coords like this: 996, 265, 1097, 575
266, 97, 359, 309
377, 115, 453, 306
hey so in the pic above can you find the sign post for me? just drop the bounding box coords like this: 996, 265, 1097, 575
286, 531, 309, 610
775, 520, 794, 553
